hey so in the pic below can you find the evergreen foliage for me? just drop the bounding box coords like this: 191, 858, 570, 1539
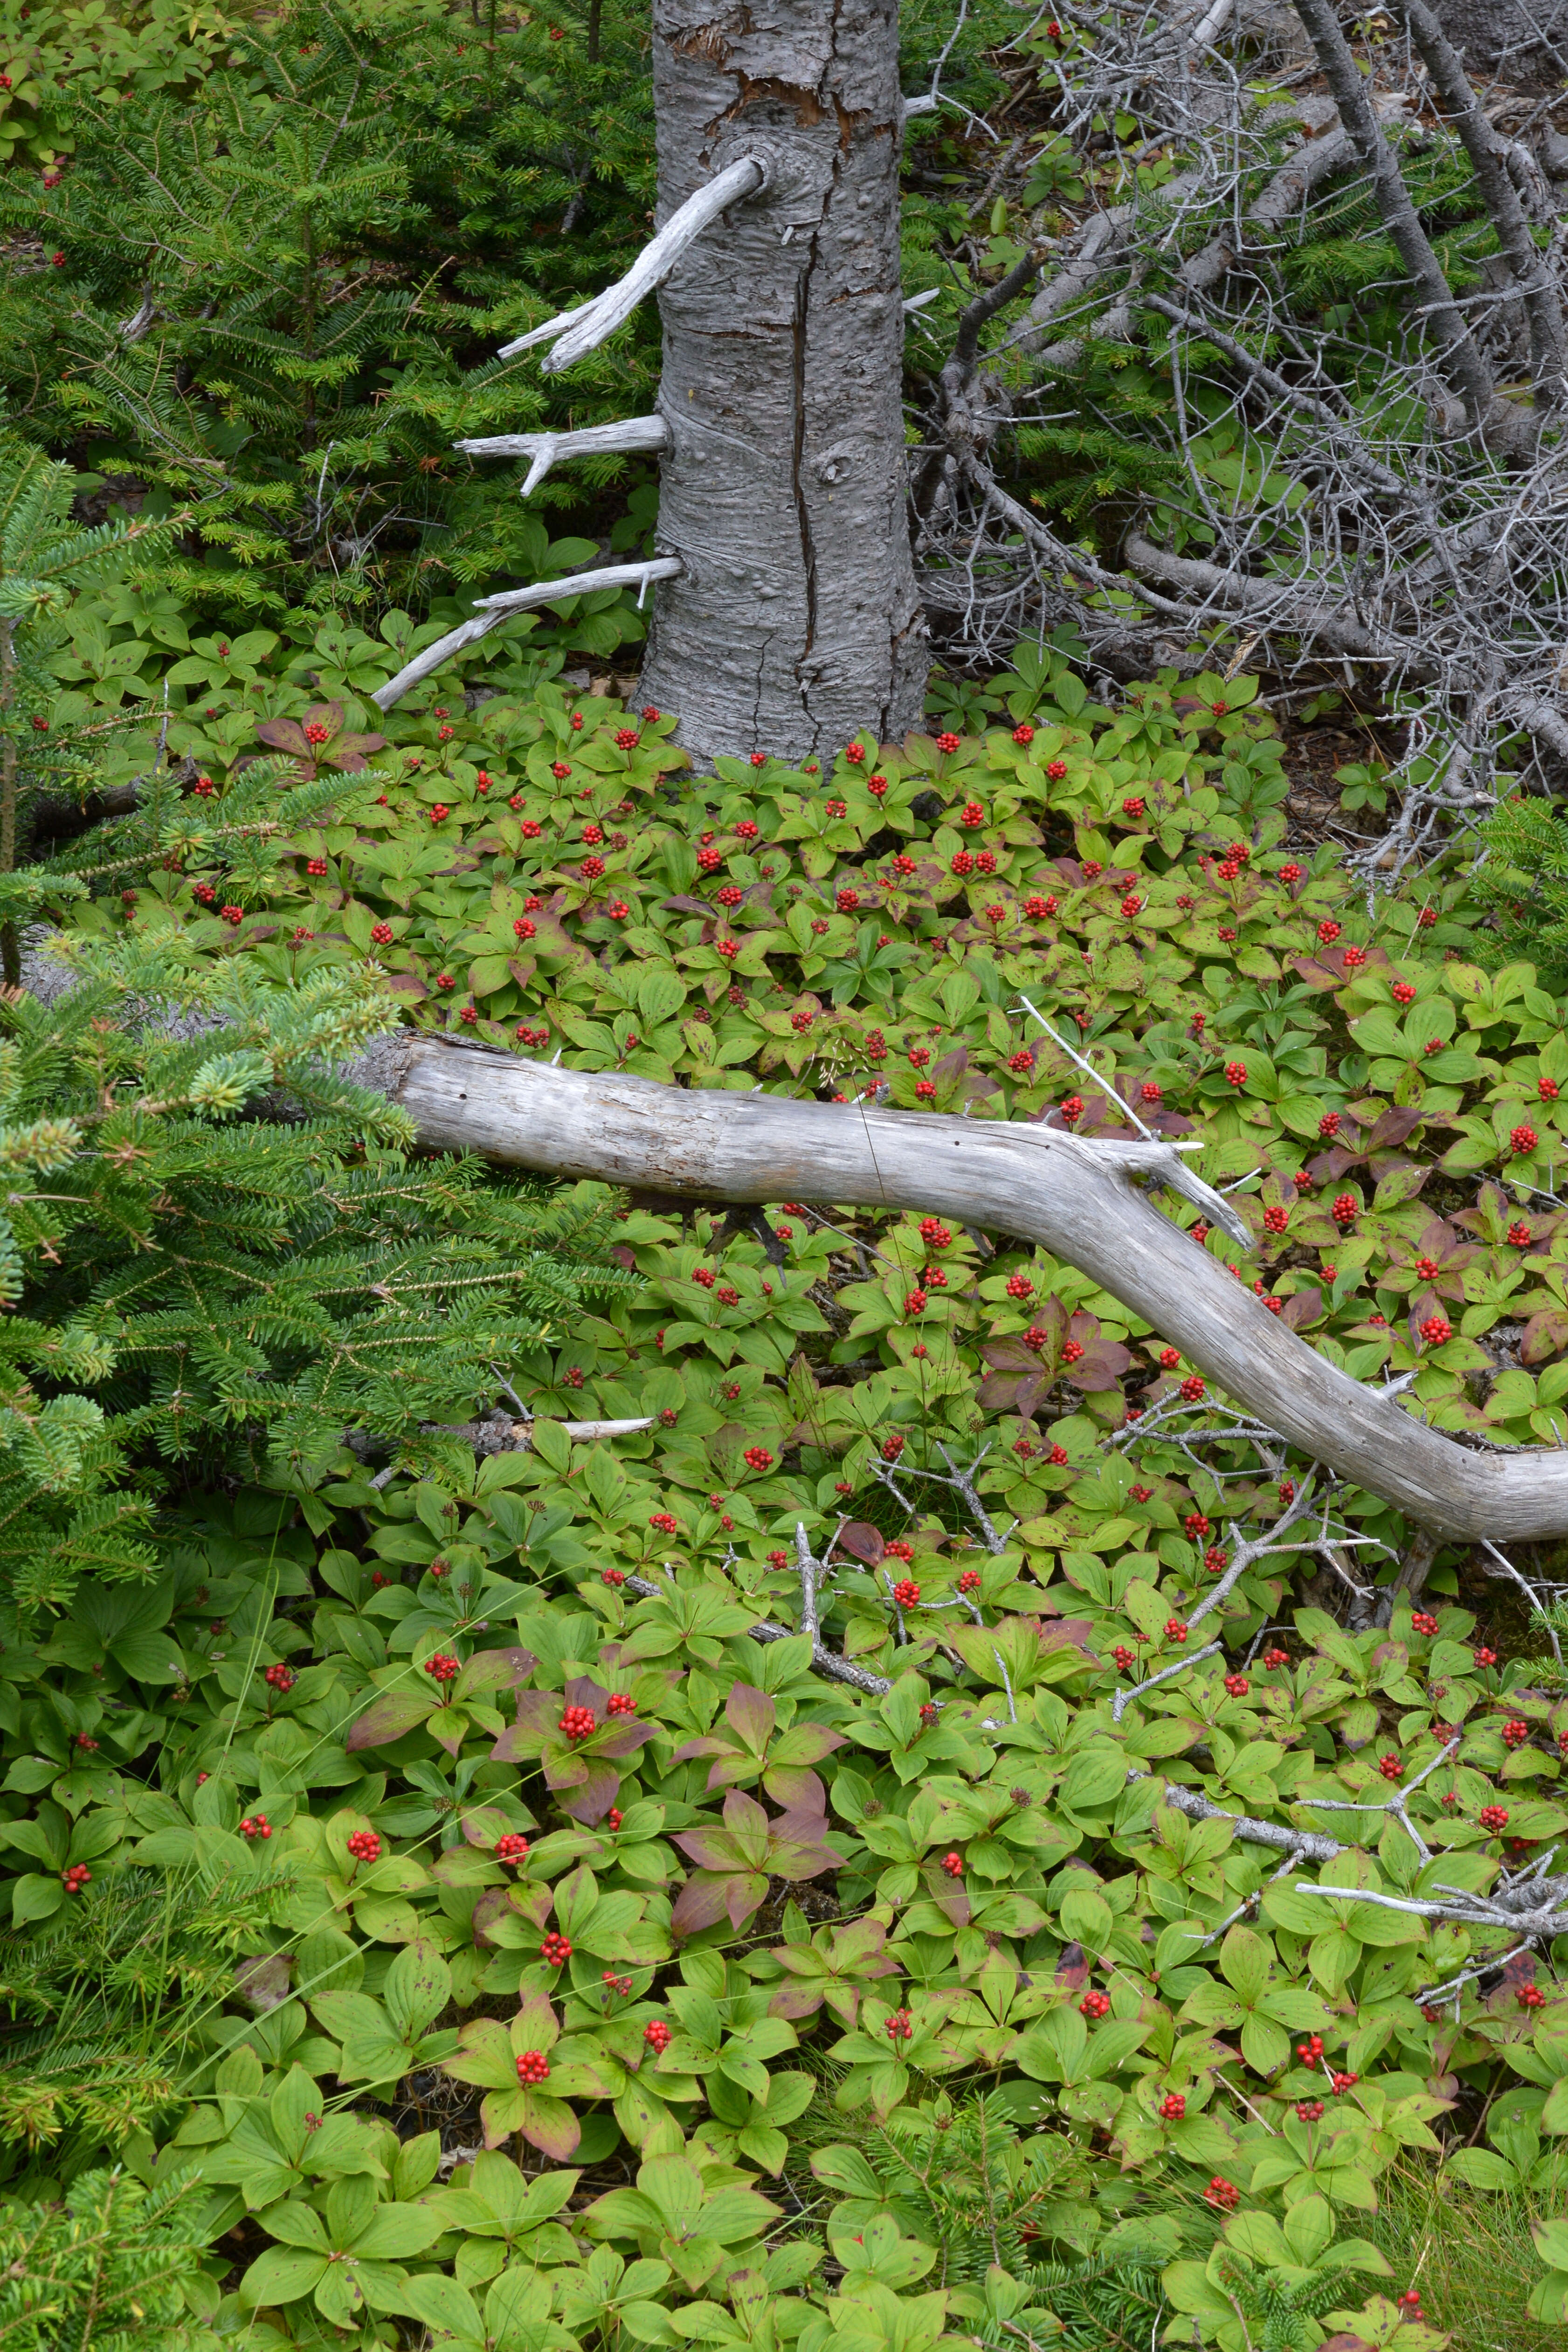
0, 2166, 220, 2349
0, 935, 631, 1617
1470, 792, 1568, 985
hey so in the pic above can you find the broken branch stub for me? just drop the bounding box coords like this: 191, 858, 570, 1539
498, 157, 767, 371
378, 1043, 1568, 1541
455, 417, 670, 499
372, 559, 682, 712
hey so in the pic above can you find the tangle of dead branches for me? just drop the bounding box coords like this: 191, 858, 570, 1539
913, 0, 1568, 868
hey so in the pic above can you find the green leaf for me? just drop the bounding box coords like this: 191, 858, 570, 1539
240, 2246, 330, 2307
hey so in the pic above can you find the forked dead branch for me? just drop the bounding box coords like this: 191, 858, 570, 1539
372, 1038, 1568, 1542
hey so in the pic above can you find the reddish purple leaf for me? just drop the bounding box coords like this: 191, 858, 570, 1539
346, 1690, 435, 1750
835, 1522, 886, 1566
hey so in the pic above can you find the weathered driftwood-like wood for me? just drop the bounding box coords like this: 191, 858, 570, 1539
456, 418, 671, 499
373, 559, 682, 713
378, 1042, 1568, 1541
500, 159, 767, 372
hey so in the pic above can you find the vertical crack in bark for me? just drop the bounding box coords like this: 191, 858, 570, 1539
790, 239, 819, 698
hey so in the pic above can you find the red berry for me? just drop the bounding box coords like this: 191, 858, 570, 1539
1317, 920, 1341, 945
939, 1851, 963, 1877
425, 1652, 461, 1684
263, 1662, 295, 1692
1060, 1094, 1084, 1125
1296, 2099, 1325, 2122
540, 1931, 572, 1966
496, 1833, 531, 1864
1080, 1989, 1111, 2018
1378, 1752, 1403, 1781
957, 1567, 981, 1593
1114, 1645, 1136, 1673
1332, 1193, 1357, 1228
1541, 1077, 1561, 1101
1479, 1805, 1510, 1831
892, 1579, 921, 1609
1511, 1125, 1539, 1158
1419, 1316, 1452, 1346
1203, 2178, 1240, 2210
1179, 1375, 1206, 1403
1263, 1203, 1289, 1234
516, 2049, 551, 2083
643, 2018, 672, 2053
886, 2008, 914, 2039
1264, 1647, 1290, 1668
607, 1692, 636, 1717
1224, 1060, 1247, 1087
1503, 1717, 1530, 1749
936, 733, 961, 755
1159, 2092, 1186, 2120
1517, 1983, 1546, 2007
743, 1445, 774, 1472
1224, 1673, 1249, 1697
1165, 1619, 1189, 1644
346, 1829, 381, 1864
1473, 1646, 1498, 1668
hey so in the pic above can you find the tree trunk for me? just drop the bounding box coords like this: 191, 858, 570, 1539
1424, 0, 1568, 66
637, 0, 927, 769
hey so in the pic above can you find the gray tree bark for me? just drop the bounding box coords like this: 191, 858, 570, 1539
636, 0, 927, 769
1426, 0, 1568, 68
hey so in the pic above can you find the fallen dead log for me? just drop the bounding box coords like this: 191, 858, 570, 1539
371, 1039, 1568, 1542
